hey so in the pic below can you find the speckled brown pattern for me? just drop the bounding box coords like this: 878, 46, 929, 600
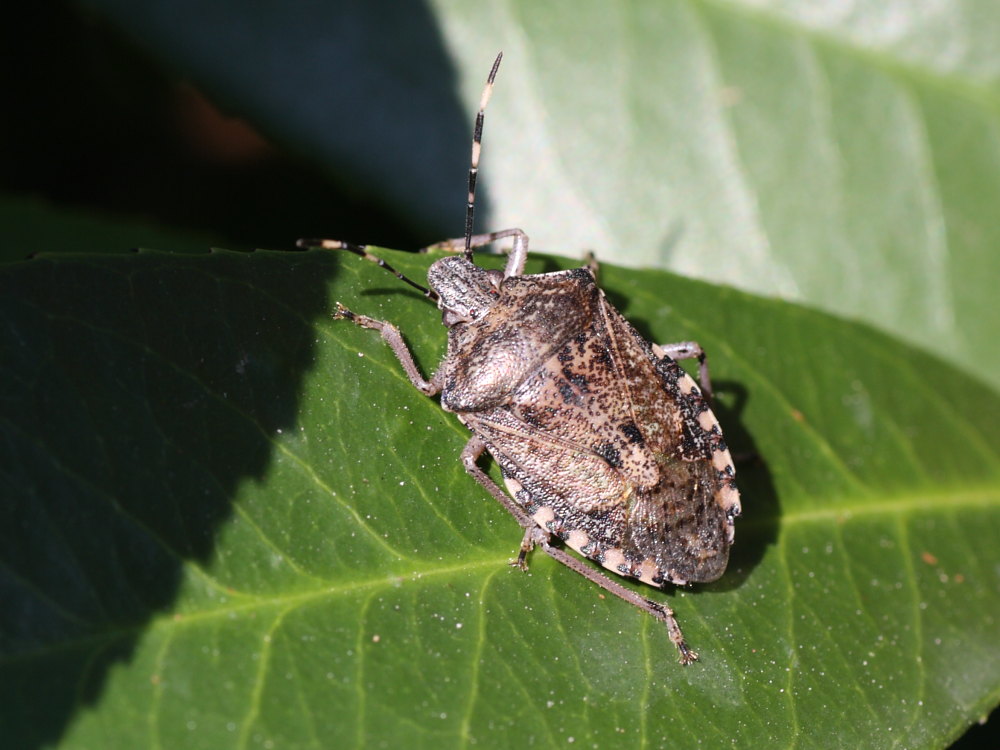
438, 262, 741, 589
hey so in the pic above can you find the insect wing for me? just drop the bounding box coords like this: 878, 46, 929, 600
599, 299, 736, 583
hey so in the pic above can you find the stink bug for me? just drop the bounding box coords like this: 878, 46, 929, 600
299, 52, 741, 664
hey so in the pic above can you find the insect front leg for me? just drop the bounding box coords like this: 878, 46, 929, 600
656, 340, 713, 402
334, 303, 444, 396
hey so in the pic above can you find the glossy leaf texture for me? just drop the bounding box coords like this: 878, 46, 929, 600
80, 0, 1000, 394
1, 247, 998, 749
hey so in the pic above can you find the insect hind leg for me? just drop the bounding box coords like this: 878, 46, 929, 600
460, 436, 538, 531
460, 436, 697, 664
532, 534, 698, 665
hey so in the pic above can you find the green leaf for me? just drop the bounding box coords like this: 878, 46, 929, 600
80, 0, 1000, 394
2, 248, 998, 748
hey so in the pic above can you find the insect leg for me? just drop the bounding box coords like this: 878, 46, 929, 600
333, 304, 444, 396
423, 228, 525, 253
656, 341, 713, 402
514, 527, 536, 570
422, 228, 530, 278
460, 438, 696, 663
459, 436, 537, 532
532, 536, 698, 665
459, 438, 579, 576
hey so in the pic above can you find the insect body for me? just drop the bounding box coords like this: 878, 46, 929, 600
300, 53, 740, 663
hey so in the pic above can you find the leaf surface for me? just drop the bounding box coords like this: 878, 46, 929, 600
1, 248, 998, 748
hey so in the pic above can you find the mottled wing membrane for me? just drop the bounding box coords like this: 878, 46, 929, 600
624, 457, 731, 583
600, 295, 735, 582
460, 407, 630, 513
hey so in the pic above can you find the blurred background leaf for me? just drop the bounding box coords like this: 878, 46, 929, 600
25, 0, 992, 393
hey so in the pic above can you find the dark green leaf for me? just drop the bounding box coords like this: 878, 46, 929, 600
0, 194, 224, 262
2, 248, 998, 748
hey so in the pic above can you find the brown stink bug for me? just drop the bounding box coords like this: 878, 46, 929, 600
298, 52, 741, 664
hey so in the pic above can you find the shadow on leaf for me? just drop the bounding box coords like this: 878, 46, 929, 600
0, 249, 332, 747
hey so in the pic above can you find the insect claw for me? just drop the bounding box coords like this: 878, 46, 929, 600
509, 557, 530, 571
332, 302, 355, 321
510, 526, 540, 570
677, 643, 699, 666
512, 548, 531, 571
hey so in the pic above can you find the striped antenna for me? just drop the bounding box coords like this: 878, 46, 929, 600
295, 238, 438, 300
464, 52, 503, 262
